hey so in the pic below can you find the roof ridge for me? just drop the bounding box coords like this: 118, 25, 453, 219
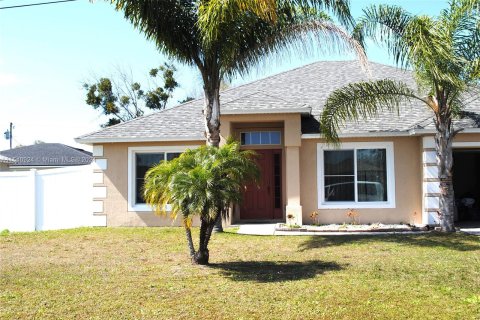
409, 113, 435, 130
220, 60, 369, 96
222, 91, 264, 105
62, 144, 93, 156
259, 91, 303, 105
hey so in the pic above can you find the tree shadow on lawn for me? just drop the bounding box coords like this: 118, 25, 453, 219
209, 260, 343, 282
298, 232, 480, 252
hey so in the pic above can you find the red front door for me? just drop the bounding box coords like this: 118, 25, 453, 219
241, 149, 282, 220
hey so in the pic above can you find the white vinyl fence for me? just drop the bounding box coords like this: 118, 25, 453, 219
0, 165, 106, 232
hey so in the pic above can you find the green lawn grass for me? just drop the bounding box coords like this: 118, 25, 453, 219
1, 228, 479, 319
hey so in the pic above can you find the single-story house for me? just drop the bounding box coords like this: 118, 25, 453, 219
76, 61, 480, 227
0, 143, 93, 171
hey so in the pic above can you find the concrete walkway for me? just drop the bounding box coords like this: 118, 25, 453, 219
460, 228, 480, 236
458, 222, 480, 236
236, 223, 480, 236
236, 224, 428, 236
236, 224, 277, 236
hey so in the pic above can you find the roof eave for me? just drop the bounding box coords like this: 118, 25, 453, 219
410, 128, 480, 135
301, 131, 413, 139
302, 127, 480, 139
75, 135, 206, 145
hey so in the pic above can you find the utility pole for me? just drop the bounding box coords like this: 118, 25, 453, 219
3, 122, 13, 149
9, 122, 12, 149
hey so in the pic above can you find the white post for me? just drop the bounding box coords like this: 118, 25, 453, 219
30, 169, 40, 231
422, 136, 440, 225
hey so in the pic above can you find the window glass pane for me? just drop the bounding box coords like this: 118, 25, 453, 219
241, 131, 281, 145
241, 133, 246, 145
260, 132, 270, 144
357, 149, 387, 202
324, 150, 354, 175
136, 153, 164, 204
166, 152, 181, 161
250, 132, 261, 144
324, 176, 355, 201
270, 131, 281, 145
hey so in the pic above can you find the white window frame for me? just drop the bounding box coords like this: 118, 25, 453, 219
240, 131, 282, 146
317, 142, 396, 209
127, 145, 198, 212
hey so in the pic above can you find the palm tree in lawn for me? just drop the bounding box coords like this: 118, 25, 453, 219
107, 0, 366, 231
320, 0, 480, 232
144, 139, 259, 264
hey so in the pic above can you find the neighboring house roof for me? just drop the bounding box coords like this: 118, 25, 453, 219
0, 143, 93, 167
0, 155, 14, 164
76, 60, 480, 143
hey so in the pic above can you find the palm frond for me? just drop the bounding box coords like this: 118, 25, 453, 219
220, 13, 367, 78
198, 0, 354, 44
355, 3, 472, 92
109, 0, 202, 66
355, 4, 413, 68
143, 140, 259, 223
320, 79, 425, 143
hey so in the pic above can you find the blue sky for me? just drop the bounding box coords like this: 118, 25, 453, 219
0, 0, 448, 150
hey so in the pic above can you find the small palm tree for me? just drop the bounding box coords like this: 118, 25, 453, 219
144, 139, 259, 264
320, 0, 480, 232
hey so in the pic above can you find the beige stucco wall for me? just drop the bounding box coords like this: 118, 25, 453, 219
454, 132, 480, 143
99, 141, 204, 227
300, 136, 424, 225
96, 126, 479, 227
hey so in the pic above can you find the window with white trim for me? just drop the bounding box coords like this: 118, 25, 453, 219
317, 142, 396, 209
241, 131, 281, 145
128, 146, 196, 212
135, 152, 181, 204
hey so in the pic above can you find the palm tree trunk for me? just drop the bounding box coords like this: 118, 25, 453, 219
184, 227, 196, 260
203, 86, 221, 147
203, 79, 223, 232
193, 217, 210, 265
435, 117, 456, 232
204, 210, 221, 247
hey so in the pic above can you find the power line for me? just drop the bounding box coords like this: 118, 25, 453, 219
0, 0, 79, 10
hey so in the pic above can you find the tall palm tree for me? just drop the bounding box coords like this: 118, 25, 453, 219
144, 139, 259, 264
320, 0, 480, 232
107, 0, 365, 148
107, 0, 366, 232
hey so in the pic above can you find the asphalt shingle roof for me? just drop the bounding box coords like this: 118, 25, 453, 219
0, 155, 14, 164
0, 143, 93, 167
76, 60, 480, 143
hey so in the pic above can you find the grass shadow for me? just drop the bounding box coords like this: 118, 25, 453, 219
209, 260, 342, 282
298, 232, 480, 252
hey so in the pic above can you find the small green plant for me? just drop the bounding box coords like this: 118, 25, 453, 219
339, 223, 348, 230
0, 229, 10, 236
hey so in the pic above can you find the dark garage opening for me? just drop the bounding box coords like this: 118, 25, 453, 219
453, 149, 480, 222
